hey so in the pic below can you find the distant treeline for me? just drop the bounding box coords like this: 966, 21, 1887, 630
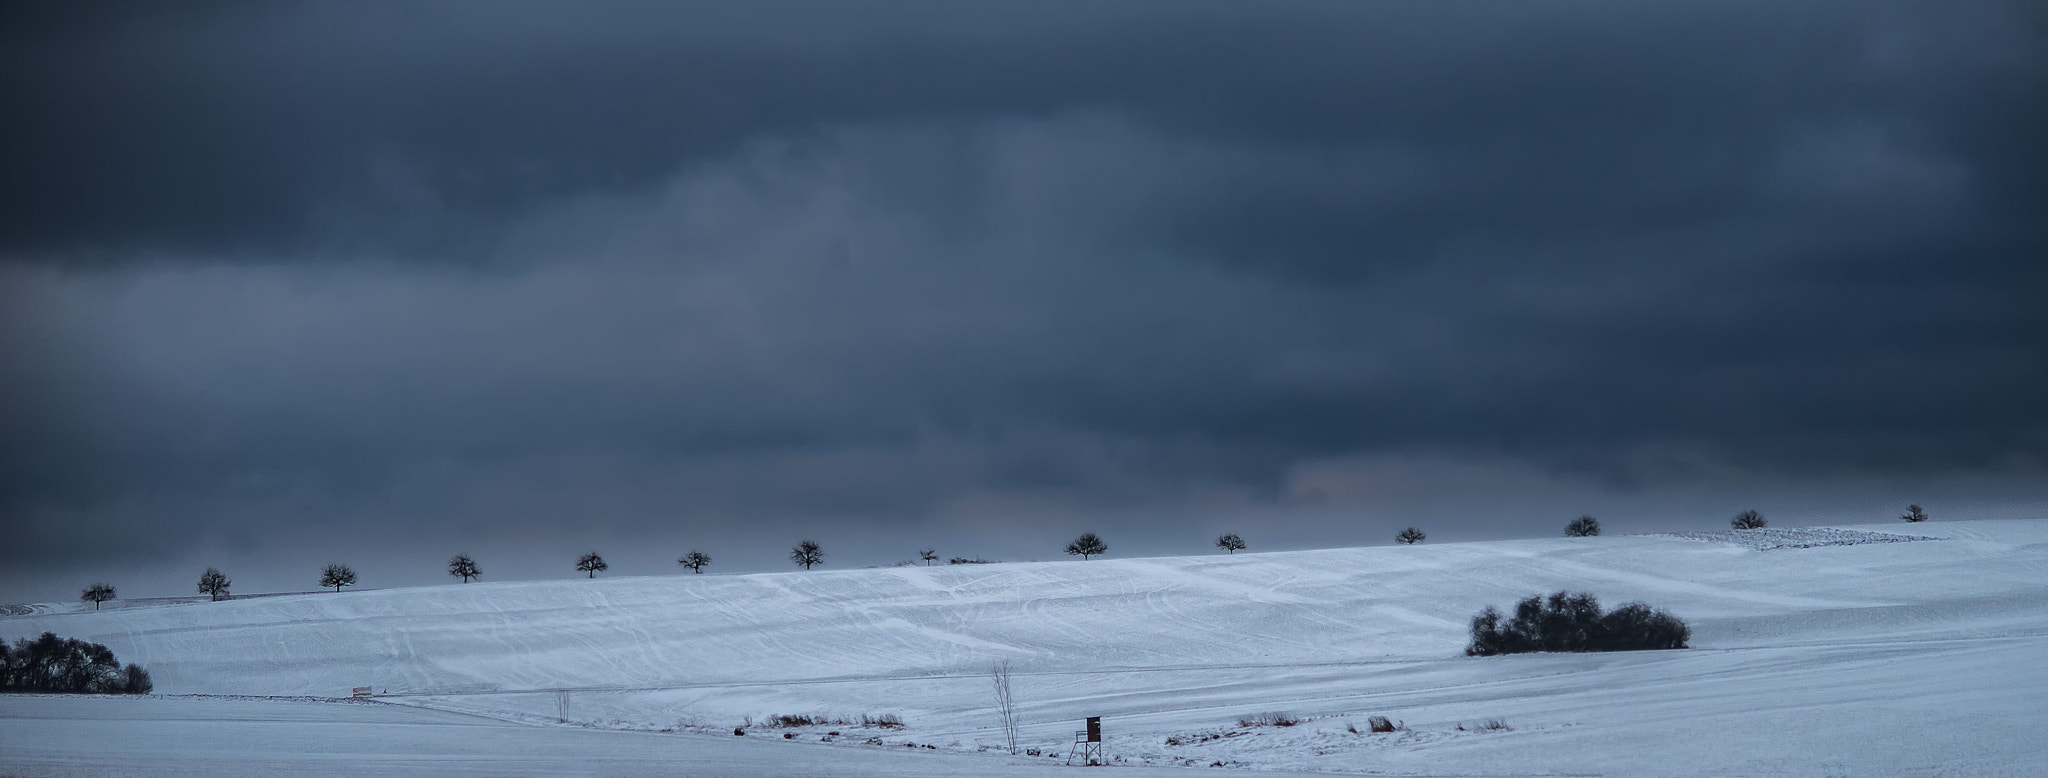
1, 633, 152, 694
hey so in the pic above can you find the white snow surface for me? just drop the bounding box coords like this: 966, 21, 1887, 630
4, 520, 2045, 777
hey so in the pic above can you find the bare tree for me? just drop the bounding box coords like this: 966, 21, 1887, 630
919, 547, 939, 566
1730, 510, 1767, 530
81, 583, 115, 610
1215, 533, 1246, 554
1564, 515, 1601, 537
991, 661, 1019, 754
1900, 504, 1929, 523
575, 552, 607, 578
1396, 527, 1426, 544
197, 568, 231, 601
1064, 532, 1107, 560
320, 564, 357, 592
678, 551, 711, 574
448, 554, 481, 582
790, 540, 823, 570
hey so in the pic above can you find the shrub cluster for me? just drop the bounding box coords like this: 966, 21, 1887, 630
758, 712, 903, 729
1, 632, 152, 694
1237, 712, 1299, 728
1466, 591, 1689, 656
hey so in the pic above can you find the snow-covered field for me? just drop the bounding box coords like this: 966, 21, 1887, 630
4, 520, 2044, 777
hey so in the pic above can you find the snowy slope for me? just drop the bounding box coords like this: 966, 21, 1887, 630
6, 520, 2045, 776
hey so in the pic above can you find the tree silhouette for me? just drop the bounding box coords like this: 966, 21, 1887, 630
1, 633, 152, 693
1064, 532, 1107, 560
320, 564, 357, 592
197, 568, 231, 601
448, 554, 481, 582
1564, 515, 1601, 537
919, 547, 939, 566
575, 552, 607, 578
1900, 504, 1929, 523
1215, 533, 1246, 554
1730, 510, 1767, 530
678, 550, 711, 574
790, 540, 823, 570
81, 583, 115, 610
1396, 527, 1427, 545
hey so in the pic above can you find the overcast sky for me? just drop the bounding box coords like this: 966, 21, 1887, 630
3, 1, 2043, 603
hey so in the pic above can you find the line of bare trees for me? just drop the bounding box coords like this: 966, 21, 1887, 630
82, 504, 1934, 605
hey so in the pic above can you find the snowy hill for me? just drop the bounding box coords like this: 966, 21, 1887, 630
7, 520, 2045, 776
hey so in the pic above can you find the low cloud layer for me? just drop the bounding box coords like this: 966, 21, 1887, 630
2, 1, 2043, 601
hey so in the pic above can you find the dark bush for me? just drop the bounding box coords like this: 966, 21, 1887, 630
1466, 591, 1689, 656
1593, 603, 1692, 651
1367, 715, 1400, 733
1564, 515, 1600, 537
1730, 509, 1767, 530
121, 663, 153, 694
1, 632, 152, 694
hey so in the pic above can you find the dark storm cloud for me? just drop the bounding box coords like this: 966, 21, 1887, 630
8, 0, 2039, 262
2, 1, 2044, 599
